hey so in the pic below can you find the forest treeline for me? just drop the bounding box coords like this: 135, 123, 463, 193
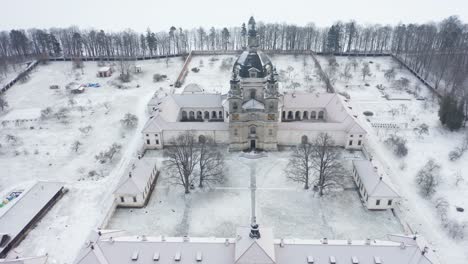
0, 16, 467, 102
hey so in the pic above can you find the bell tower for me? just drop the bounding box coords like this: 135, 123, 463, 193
247, 16, 258, 50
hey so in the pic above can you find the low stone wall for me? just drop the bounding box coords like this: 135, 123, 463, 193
1, 60, 39, 94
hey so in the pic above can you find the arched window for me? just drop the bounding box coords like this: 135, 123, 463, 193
189, 111, 195, 120
250, 89, 256, 99
318, 111, 324, 119
250, 126, 256, 134
301, 135, 308, 144
219, 111, 223, 118
311, 111, 317, 119
282, 111, 286, 119
204, 111, 210, 119
212, 111, 217, 119
269, 102, 274, 111
198, 135, 206, 144
287, 111, 293, 119
196, 111, 202, 120
181, 111, 188, 120
303, 111, 309, 120
233, 102, 238, 111
295, 111, 301, 120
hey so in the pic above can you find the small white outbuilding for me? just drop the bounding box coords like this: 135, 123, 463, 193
97, 67, 112, 77
114, 156, 159, 208
352, 159, 400, 210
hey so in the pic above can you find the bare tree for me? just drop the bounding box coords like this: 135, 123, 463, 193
413, 123, 429, 138
71, 140, 82, 152
120, 113, 138, 129
165, 132, 200, 194
95, 143, 122, 164
197, 135, 225, 188
54, 107, 69, 120
340, 63, 353, 82
361, 62, 371, 81
117, 59, 134, 82
285, 136, 314, 189
310, 133, 344, 196
0, 95, 8, 111
415, 159, 441, 198
384, 68, 396, 82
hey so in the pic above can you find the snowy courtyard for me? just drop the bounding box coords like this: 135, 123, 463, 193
107, 151, 403, 240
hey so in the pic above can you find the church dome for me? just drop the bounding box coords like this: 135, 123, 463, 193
233, 50, 273, 78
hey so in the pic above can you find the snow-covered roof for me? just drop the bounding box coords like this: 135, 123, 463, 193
183, 83, 204, 94
282, 92, 336, 109
142, 113, 229, 133
1, 108, 41, 122
0, 181, 64, 255
98, 67, 111, 72
235, 226, 275, 264
114, 157, 157, 195
242, 99, 265, 110
172, 94, 223, 108
280, 93, 367, 135
74, 228, 437, 264
352, 160, 399, 198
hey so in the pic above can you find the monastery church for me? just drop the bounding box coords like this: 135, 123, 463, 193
142, 17, 366, 151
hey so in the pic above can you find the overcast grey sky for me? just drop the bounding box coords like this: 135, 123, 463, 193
1, 0, 467, 32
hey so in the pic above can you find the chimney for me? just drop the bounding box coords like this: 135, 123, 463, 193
365, 238, 371, 245
249, 223, 261, 239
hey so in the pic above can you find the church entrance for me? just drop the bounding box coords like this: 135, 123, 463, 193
250, 140, 256, 150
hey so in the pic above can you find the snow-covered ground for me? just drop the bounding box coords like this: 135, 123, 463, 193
107, 150, 403, 240
326, 55, 468, 263
181, 54, 327, 94
2, 53, 467, 263
0, 58, 183, 263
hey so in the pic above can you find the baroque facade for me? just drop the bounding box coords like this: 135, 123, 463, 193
142, 17, 366, 151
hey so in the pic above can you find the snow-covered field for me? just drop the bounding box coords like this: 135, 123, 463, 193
325, 55, 468, 262
0, 58, 183, 263
181, 54, 327, 94
107, 151, 403, 240
1, 53, 467, 264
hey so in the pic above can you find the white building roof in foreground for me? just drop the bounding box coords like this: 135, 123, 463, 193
114, 157, 157, 195
1, 108, 41, 122
353, 160, 399, 198
74, 226, 437, 264
0, 181, 64, 255
0, 256, 48, 264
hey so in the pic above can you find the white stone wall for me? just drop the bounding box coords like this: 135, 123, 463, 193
277, 130, 348, 146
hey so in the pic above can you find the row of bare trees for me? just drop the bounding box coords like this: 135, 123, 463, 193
1, 17, 467, 119
164, 132, 225, 194
285, 133, 345, 196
